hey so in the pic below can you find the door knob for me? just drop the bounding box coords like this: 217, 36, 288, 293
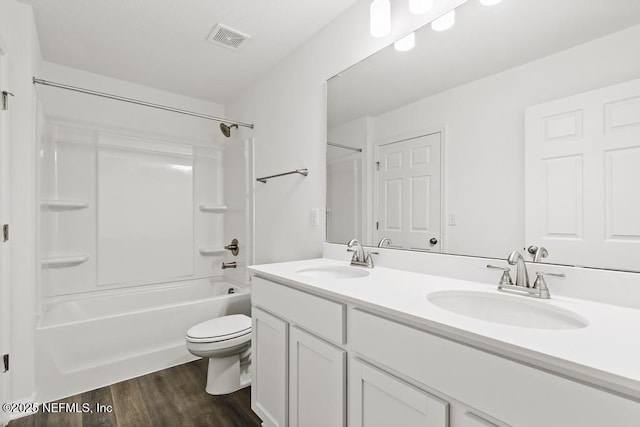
429, 238, 438, 245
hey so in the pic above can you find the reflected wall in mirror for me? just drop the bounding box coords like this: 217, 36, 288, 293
327, 0, 640, 271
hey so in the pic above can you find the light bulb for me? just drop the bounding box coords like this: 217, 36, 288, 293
479, 0, 503, 5
410, 0, 434, 15
370, 0, 391, 38
394, 32, 415, 51
431, 10, 455, 32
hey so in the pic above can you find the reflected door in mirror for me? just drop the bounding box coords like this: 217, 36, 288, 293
525, 79, 640, 270
376, 133, 442, 251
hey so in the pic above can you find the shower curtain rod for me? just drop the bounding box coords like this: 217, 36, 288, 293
327, 141, 362, 152
32, 77, 254, 129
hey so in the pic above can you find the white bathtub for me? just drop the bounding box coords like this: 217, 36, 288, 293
35, 279, 250, 403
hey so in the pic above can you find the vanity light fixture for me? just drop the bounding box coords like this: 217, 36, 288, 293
394, 32, 415, 51
431, 10, 455, 31
479, 0, 503, 5
409, 0, 434, 15
370, 0, 391, 37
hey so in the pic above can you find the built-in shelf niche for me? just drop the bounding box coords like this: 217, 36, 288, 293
40, 200, 90, 211
198, 204, 227, 213
198, 247, 226, 256
41, 254, 90, 268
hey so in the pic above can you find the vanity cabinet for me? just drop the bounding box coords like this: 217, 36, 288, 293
351, 309, 640, 427
251, 274, 640, 427
251, 276, 346, 427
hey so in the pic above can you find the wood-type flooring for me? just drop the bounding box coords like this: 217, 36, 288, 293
8, 359, 262, 427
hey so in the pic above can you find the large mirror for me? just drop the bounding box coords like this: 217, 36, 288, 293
327, 0, 640, 272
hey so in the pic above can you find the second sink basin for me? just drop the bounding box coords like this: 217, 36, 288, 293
296, 265, 370, 279
427, 290, 588, 330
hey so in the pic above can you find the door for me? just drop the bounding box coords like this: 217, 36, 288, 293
525, 78, 640, 270
349, 359, 448, 427
0, 39, 9, 427
252, 307, 289, 427
376, 133, 442, 251
289, 327, 345, 427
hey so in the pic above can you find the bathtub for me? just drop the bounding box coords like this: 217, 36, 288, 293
35, 279, 250, 403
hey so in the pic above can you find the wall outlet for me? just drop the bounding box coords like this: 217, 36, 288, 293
448, 214, 457, 226
311, 208, 319, 227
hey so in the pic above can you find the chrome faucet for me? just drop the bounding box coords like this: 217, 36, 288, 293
527, 245, 549, 262
486, 250, 561, 299
507, 250, 530, 288
377, 237, 392, 248
347, 238, 378, 268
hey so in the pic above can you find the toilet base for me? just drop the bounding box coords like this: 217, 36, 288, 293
205, 354, 251, 395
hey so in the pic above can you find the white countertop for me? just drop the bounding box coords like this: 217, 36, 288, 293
249, 258, 640, 401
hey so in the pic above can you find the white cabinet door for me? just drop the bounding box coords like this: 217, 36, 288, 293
252, 307, 289, 427
376, 133, 442, 251
289, 327, 346, 427
350, 359, 448, 427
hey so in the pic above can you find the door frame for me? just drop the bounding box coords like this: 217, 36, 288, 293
372, 125, 447, 252
0, 28, 10, 427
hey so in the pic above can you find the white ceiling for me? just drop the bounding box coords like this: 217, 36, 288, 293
21, 0, 358, 103
328, 0, 640, 126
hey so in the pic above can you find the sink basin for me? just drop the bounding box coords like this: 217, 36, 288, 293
296, 265, 370, 279
427, 291, 588, 330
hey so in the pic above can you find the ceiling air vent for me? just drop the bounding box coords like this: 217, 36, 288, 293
207, 24, 251, 50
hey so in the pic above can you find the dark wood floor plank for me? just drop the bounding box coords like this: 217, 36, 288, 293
42, 393, 83, 427
81, 383, 117, 427
9, 360, 262, 427
109, 378, 153, 427
136, 364, 191, 426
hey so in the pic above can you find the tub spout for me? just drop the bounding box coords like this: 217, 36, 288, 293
222, 262, 237, 269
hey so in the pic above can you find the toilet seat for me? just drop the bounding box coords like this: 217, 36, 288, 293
186, 314, 251, 343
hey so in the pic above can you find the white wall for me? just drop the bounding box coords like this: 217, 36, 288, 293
371, 25, 640, 259
0, 0, 42, 404
227, 0, 465, 265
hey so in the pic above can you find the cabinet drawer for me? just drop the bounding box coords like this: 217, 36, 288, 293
350, 309, 640, 427
252, 276, 345, 344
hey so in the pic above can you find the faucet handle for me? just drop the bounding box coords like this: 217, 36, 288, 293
364, 251, 379, 267
534, 271, 565, 280
533, 271, 564, 299
486, 264, 513, 286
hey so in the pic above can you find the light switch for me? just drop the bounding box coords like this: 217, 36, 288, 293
448, 214, 457, 226
311, 208, 319, 227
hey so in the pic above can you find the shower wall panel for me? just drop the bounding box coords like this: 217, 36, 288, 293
40, 120, 225, 298
97, 137, 194, 286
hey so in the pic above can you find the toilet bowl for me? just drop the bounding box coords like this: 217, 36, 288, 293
185, 314, 252, 395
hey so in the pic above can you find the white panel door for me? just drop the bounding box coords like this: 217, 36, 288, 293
289, 327, 345, 427
377, 133, 442, 251
349, 359, 448, 427
525, 78, 640, 270
252, 307, 289, 427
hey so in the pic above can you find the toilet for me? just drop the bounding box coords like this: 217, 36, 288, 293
185, 314, 252, 395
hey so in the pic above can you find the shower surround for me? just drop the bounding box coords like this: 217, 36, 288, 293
34, 62, 253, 402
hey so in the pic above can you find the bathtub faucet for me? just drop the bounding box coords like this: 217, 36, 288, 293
222, 262, 237, 269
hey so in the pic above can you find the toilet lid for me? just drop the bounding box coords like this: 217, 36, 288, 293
187, 314, 251, 342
